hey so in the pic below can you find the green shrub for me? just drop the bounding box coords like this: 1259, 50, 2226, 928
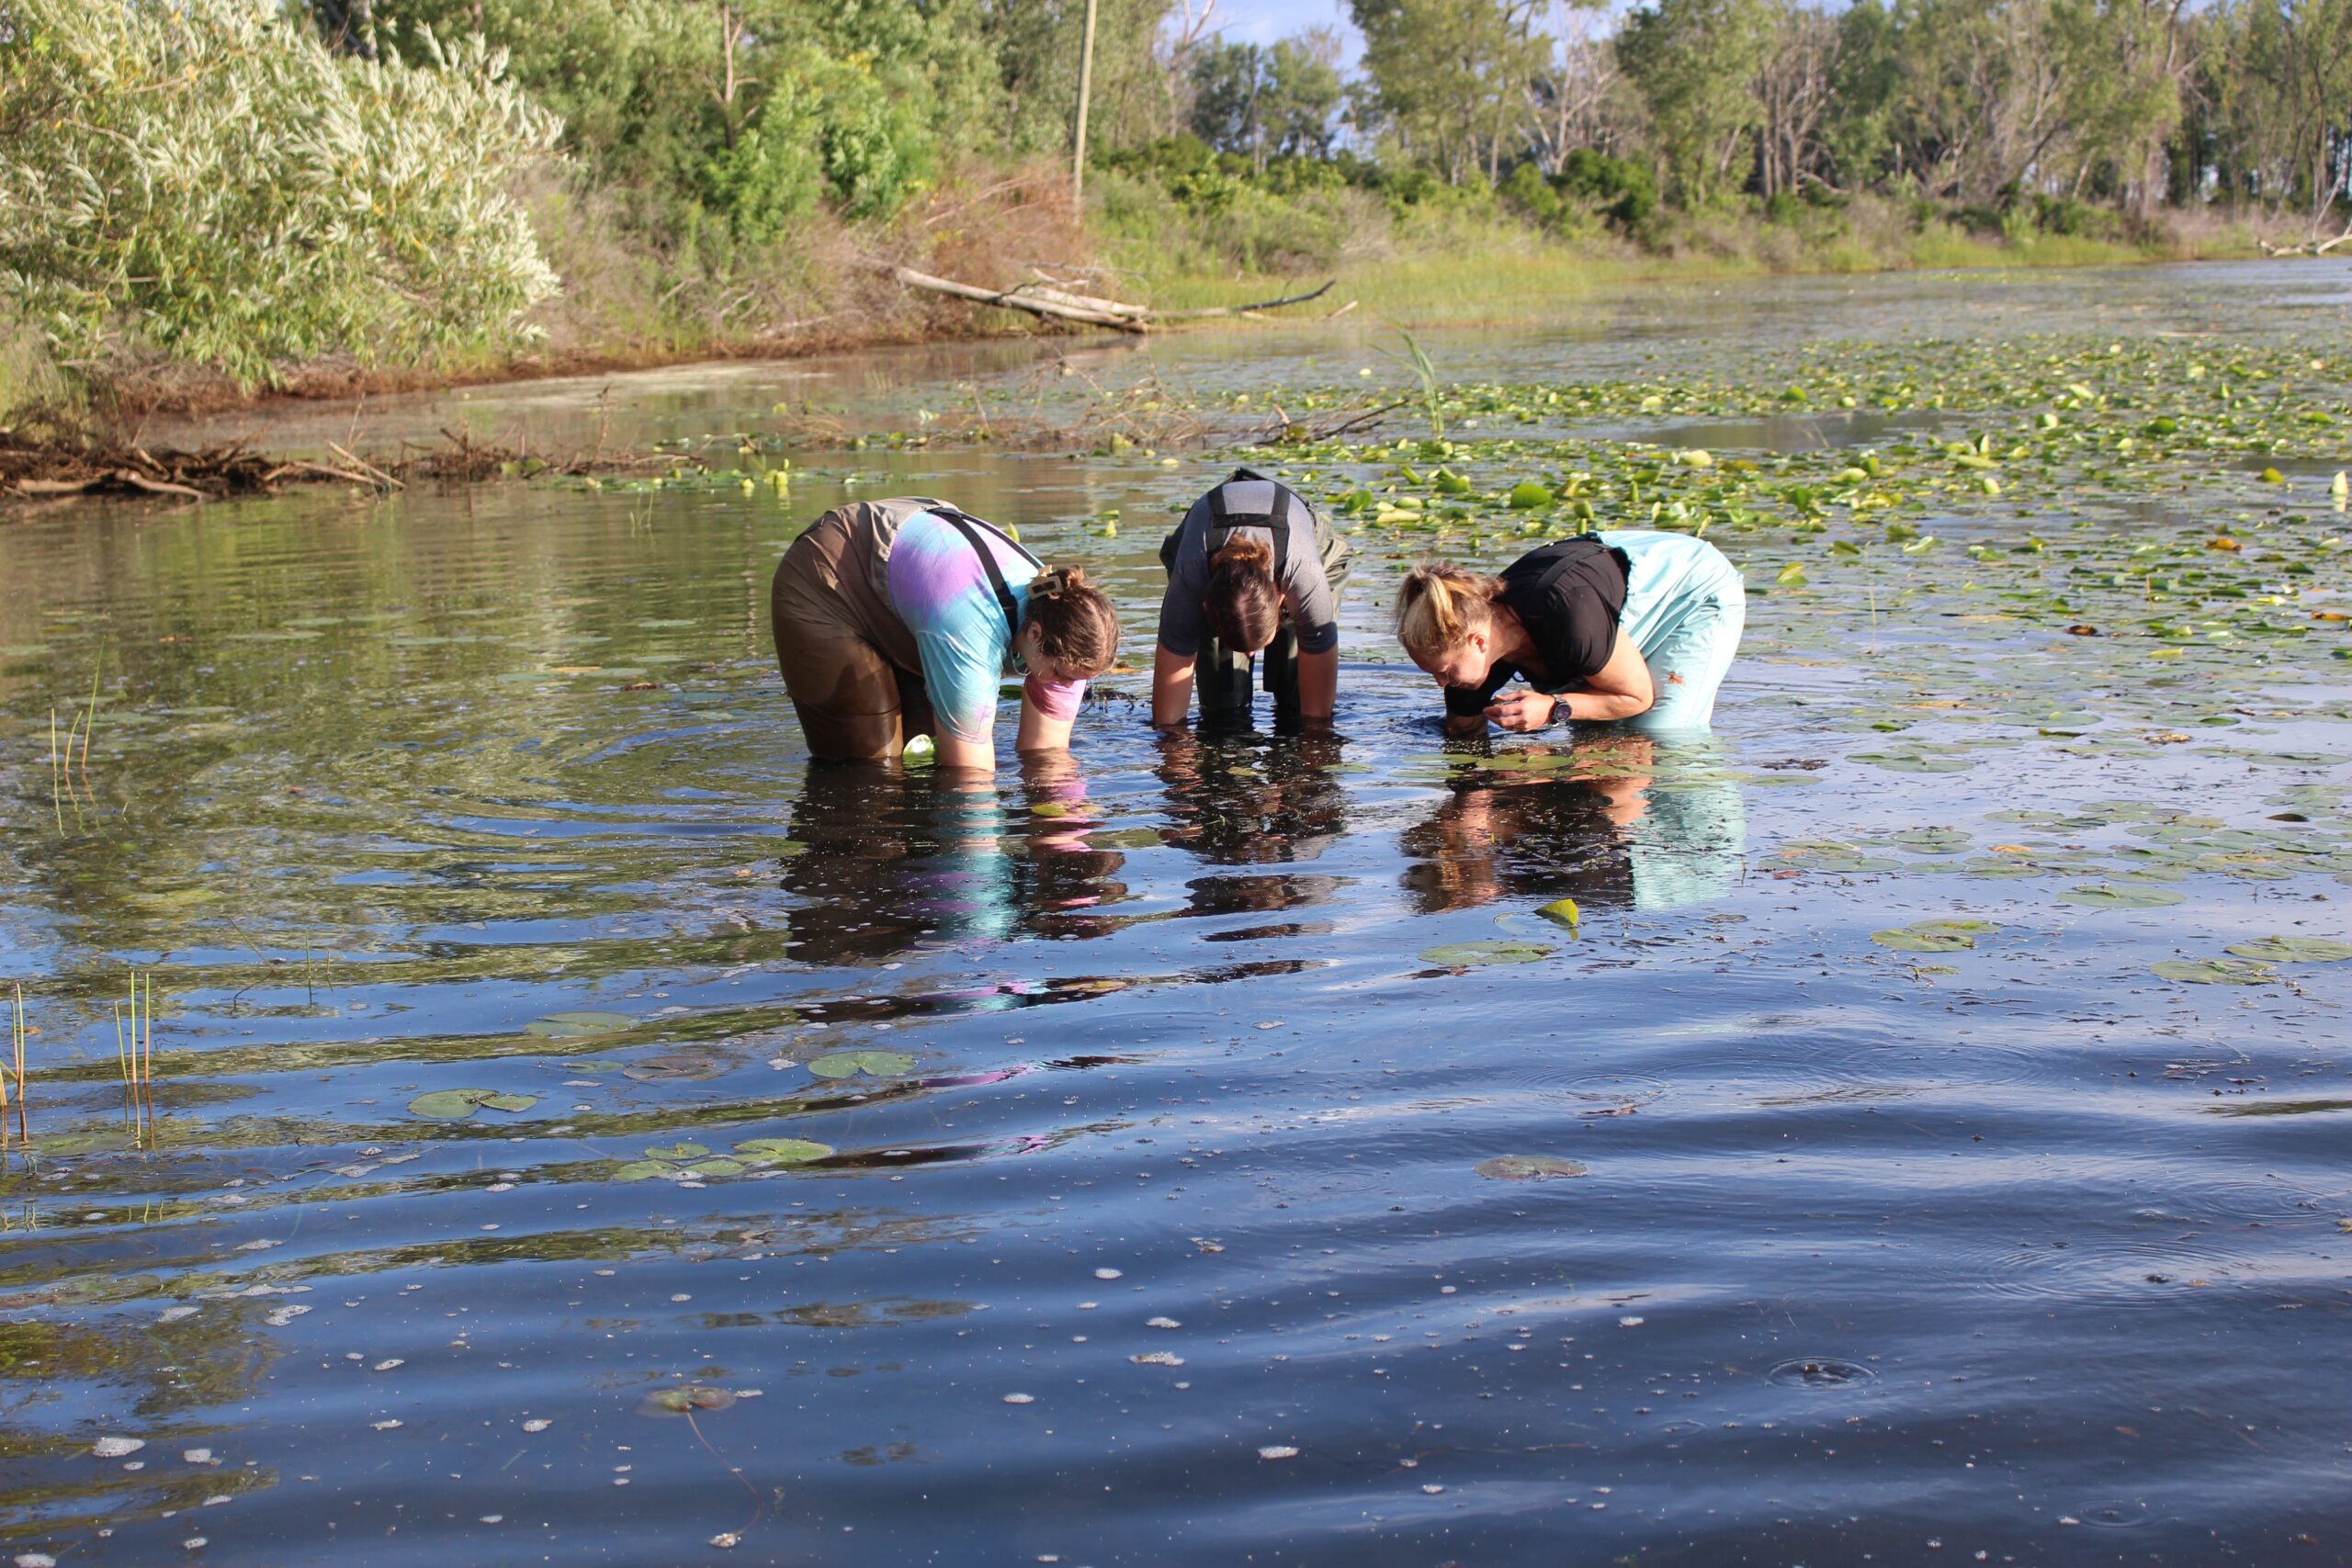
1558, 150, 1658, 228
701, 53, 932, 240
0, 0, 560, 392
1501, 161, 1567, 228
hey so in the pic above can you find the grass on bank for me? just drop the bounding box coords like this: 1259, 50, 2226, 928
1114, 194, 2261, 325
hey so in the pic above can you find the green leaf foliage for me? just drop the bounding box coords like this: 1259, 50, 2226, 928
0, 0, 561, 391
807, 1050, 915, 1079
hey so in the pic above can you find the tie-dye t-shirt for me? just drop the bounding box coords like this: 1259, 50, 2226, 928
885, 510, 1089, 745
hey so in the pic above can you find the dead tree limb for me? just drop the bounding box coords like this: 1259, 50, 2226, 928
1152, 281, 1337, 320
881, 264, 1337, 331
2257, 220, 2352, 257
116, 470, 206, 501
885, 265, 1148, 331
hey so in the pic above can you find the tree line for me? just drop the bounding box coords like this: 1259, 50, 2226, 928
5, 0, 2346, 411
1179, 0, 2350, 235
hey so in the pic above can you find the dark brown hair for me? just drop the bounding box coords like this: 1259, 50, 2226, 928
1204, 535, 1281, 653
1023, 565, 1121, 676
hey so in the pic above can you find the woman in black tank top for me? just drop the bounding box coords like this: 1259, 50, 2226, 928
1395, 537, 1657, 732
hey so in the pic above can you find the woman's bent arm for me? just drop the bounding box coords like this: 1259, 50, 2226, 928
933, 733, 996, 772
1557, 631, 1655, 722
1295, 646, 1338, 721
1150, 645, 1196, 728
1015, 694, 1077, 754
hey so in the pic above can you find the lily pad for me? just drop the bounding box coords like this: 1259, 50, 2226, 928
1536, 897, 1582, 929
1852, 752, 1973, 773
526, 1010, 633, 1039
408, 1089, 540, 1120
1871, 919, 1998, 953
2151, 957, 2277, 985
2222, 936, 2352, 964
622, 1053, 729, 1083
2058, 883, 2188, 908
807, 1050, 915, 1079
613, 1161, 672, 1181
1889, 828, 1973, 853
1475, 1155, 1588, 1181
1419, 940, 1555, 967
735, 1137, 834, 1165
644, 1142, 710, 1160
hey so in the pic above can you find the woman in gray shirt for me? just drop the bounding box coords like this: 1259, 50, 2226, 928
1151, 468, 1348, 728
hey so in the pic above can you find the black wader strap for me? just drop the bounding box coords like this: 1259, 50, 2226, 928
933, 507, 1036, 645
1204, 468, 1294, 576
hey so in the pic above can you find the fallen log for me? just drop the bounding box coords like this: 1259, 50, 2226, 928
881, 264, 1337, 332
116, 469, 207, 501
2256, 221, 2352, 257
886, 265, 1147, 330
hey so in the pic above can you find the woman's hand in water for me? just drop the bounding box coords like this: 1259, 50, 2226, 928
1484, 690, 1557, 732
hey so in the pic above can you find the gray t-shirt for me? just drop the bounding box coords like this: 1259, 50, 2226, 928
1156, 479, 1340, 658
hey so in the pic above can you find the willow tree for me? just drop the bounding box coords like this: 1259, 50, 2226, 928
0, 0, 561, 395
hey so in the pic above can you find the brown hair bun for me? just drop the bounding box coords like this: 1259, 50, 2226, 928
1024, 564, 1120, 677
1204, 535, 1281, 653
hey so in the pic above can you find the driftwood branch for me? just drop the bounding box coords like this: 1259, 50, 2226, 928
2257, 220, 2352, 257
1153, 281, 1337, 320
116, 470, 206, 501
885, 265, 1148, 330
880, 263, 1338, 332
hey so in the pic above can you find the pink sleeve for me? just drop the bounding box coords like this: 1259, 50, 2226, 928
1023, 672, 1086, 722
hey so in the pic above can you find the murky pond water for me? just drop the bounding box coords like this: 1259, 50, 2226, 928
5, 262, 2350, 1565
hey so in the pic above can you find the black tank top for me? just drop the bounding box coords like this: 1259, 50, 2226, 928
1442, 536, 1632, 718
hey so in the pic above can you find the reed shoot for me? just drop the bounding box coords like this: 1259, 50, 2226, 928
80, 660, 101, 773
7, 983, 27, 1149
4, 982, 22, 1149
112, 970, 159, 1148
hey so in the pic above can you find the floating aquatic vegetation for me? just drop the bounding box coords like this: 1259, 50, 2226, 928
526, 1011, 633, 1039
806, 1050, 914, 1079
621, 1053, 729, 1083
2059, 883, 2189, 908
1870, 919, 1999, 952
735, 1136, 832, 1164
406, 1089, 539, 1120
2222, 936, 2352, 964
1475, 1155, 1588, 1181
639, 1385, 736, 1416
614, 1135, 834, 1180
2150, 957, 2278, 984
1419, 940, 1555, 967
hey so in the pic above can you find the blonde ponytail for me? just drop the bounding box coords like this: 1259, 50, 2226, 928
1395, 562, 1500, 662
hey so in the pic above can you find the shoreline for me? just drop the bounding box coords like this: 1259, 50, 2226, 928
3, 240, 2284, 488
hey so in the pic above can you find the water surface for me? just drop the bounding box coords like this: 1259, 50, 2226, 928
4, 261, 2350, 1566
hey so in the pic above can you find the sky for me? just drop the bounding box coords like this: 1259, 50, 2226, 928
1207, 0, 1366, 62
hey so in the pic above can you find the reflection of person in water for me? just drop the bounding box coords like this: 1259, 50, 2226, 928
1400, 738, 1747, 915
1152, 728, 1348, 866
776, 759, 1129, 966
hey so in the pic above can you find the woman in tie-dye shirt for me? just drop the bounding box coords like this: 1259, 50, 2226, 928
771, 498, 1121, 771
